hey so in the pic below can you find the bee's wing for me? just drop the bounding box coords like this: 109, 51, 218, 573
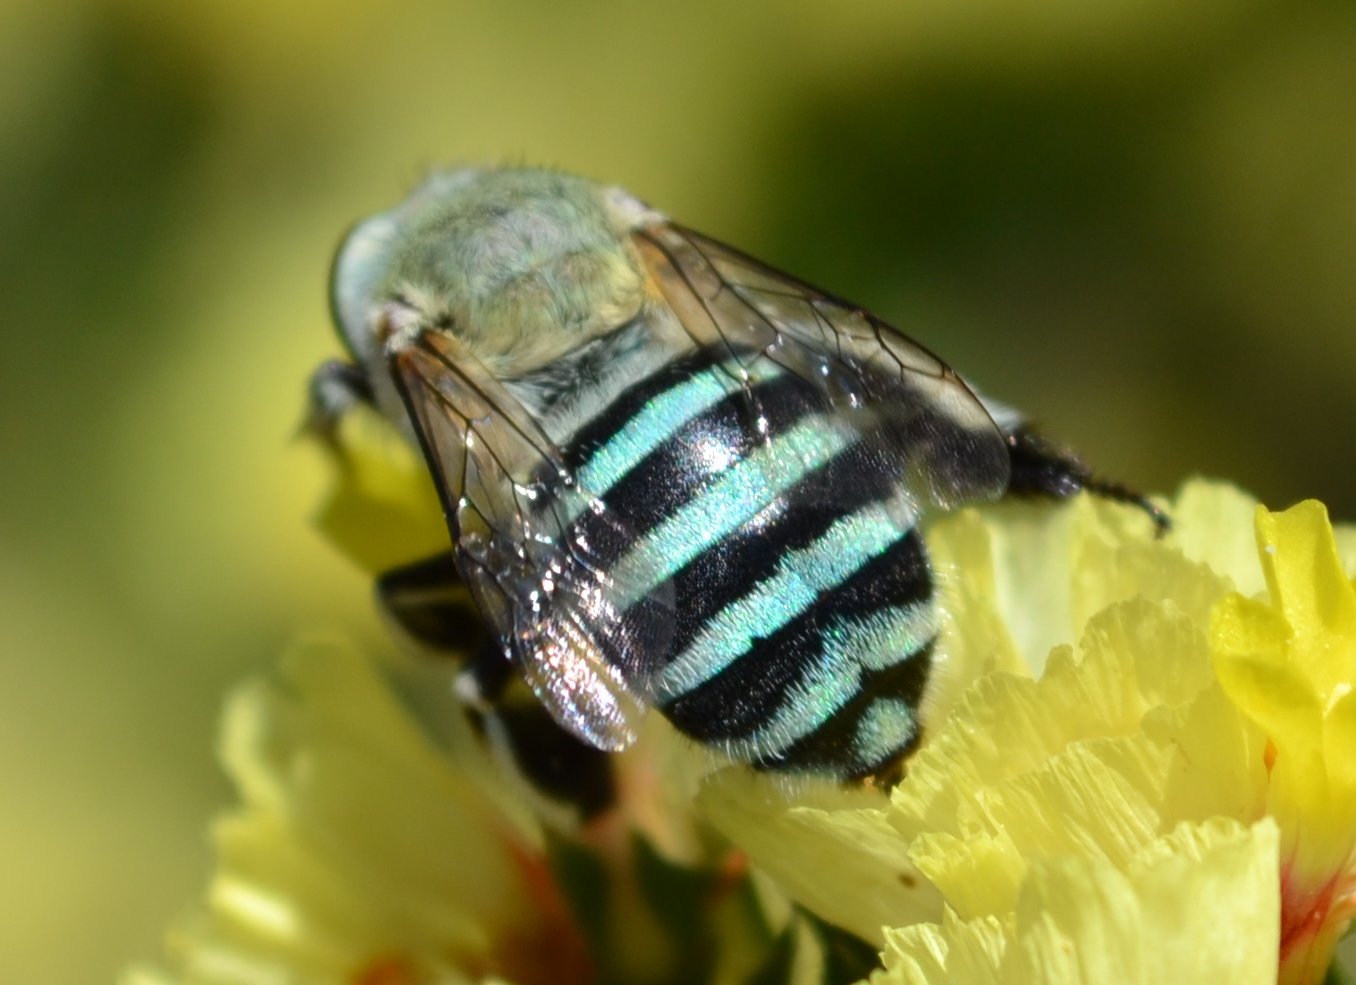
390, 331, 672, 751
634, 224, 1011, 510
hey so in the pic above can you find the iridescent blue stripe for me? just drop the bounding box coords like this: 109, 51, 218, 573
575, 365, 777, 497
718, 603, 934, 760
656, 503, 916, 700
849, 697, 922, 768
611, 415, 857, 603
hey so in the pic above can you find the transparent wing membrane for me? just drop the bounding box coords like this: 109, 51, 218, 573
633, 224, 1011, 511
391, 332, 671, 751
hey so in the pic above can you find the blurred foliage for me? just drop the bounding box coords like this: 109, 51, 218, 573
0, 1, 1352, 983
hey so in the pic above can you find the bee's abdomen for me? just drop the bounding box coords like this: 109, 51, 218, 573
563, 354, 937, 779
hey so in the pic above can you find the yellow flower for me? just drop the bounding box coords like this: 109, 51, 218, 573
1211, 502, 1356, 985
704, 484, 1356, 984
137, 394, 1356, 985
125, 636, 852, 985
880, 819, 1280, 985
124, 639, 593, 985
307, 402, 447, 577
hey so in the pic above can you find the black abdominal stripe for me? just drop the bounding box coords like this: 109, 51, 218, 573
552, 353, 938, 780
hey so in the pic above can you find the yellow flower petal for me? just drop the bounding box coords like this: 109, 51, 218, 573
893, 597, 1220, 842
922, 508, 1026, 725
1256, 503, 1356, 670
1171, 479, 1271, 597
877, 909, 1008, 985
1212, 597, 1325, 764
1337, 528, 1356, 577
876, 819, 1280, 985
697, 770, 941, 945
928, 489, 1231, 685
1211, 502, 1356, 834
905, 681, 1267, 921
311, 404, 447, 575
145, 639, 595, 985
1209, 500, 1356, 982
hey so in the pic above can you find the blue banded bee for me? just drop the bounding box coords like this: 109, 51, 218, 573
310, 167, 1162, 798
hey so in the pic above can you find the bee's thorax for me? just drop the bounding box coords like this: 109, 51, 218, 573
370, 171, 651, 379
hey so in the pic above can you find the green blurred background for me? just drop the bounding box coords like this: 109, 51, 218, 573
3, 1, 1354, 981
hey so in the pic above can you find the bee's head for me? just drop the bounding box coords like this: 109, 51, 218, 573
328, 167, 653, 380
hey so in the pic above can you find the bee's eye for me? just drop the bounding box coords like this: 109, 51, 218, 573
326, 238, 360, 357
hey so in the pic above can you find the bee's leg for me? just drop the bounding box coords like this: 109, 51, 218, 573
482, 691, 619, 819
302, 359, 376, 449
377, 552, 617, 819
1004, 425, 1169, 534
377, 552, 488, 659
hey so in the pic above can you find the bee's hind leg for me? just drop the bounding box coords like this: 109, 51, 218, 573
377, 553, 618, 819
377, 553, 488, 665
1003, 425, 1169, 535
